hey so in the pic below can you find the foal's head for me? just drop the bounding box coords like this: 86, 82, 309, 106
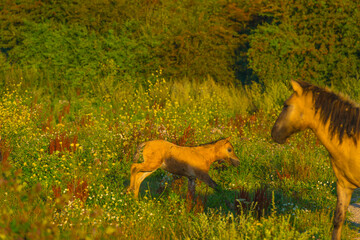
271, 80, 314, 144
215, 137, 240, 167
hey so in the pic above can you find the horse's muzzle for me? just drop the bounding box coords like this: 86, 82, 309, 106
271, 125, 287, 144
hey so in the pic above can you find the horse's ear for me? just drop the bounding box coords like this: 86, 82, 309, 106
225, 136, 231, 142
291, 80, 303, 96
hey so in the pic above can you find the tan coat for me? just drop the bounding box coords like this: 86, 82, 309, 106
272, 80, 360, 240
127, 137, 240, 199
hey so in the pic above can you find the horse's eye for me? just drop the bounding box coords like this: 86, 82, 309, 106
228, 148, 232, 152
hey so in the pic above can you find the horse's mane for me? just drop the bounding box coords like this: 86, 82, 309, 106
299, 81, 360, 144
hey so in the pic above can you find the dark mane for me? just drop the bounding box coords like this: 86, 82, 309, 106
196, 138, 227, 147
299, 81, 360, 144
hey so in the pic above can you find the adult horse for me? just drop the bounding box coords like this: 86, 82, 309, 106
272, 80, 360, 240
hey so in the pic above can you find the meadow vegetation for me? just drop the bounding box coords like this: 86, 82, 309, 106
0, 75, 359, 239
1, 0, 360, 239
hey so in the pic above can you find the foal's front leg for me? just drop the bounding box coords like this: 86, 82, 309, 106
196, 171, 219, 190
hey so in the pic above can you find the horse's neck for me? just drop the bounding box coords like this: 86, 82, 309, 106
308, 115, 341, 157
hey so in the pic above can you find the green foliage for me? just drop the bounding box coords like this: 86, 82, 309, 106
245, 80, 290, 112
248, 0, 360, 96
146, 0, 241, 82
2, 0, 360, 98
0, 78, 359, 239
7, 21, 158, 93
0, 0, 276, 89
1, 1, 360, 238
0, 0, 130, 49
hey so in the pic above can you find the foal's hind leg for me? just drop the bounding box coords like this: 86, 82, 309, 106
131, 161, 162, 198
127, 163, 140, 193
187, 177, 196, 200
332, 183, 353, 240
133, 171, 156, 198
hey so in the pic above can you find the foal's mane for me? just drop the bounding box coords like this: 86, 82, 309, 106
196, 138, 227, 147
299, 81, 360, 144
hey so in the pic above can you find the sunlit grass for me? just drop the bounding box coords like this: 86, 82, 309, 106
0, 76, 358, 239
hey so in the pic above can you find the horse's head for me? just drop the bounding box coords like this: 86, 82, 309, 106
216, 137, 240, 167
271, 80, 313, 144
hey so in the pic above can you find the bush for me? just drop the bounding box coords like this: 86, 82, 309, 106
248, 0, 360, 97
7, 21, 159, 94
1, 0, 276, 88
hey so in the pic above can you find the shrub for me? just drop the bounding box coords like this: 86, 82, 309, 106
7, 21, 158, 94
248, 0, 360, 97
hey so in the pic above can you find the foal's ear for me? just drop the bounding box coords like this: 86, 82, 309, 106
291, 80, 303, 96
225, 136, 231, 142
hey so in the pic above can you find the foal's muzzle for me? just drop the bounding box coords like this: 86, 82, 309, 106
230, 157, 240, 167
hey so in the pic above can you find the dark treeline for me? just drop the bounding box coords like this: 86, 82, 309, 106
0, 0, 359, 97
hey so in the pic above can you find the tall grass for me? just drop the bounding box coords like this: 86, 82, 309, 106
0, 71, 359, 239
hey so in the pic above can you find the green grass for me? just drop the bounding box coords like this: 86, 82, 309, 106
0, 76, 359, 239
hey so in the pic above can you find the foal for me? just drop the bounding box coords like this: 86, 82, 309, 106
127, 137, 240, 199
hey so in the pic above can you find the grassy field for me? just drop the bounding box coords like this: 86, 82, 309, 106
0, 73, 359, 239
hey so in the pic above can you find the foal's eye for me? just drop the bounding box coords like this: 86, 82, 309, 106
227, 148, 232, 152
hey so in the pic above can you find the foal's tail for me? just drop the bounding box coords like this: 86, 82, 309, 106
133, 142, 147, 162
